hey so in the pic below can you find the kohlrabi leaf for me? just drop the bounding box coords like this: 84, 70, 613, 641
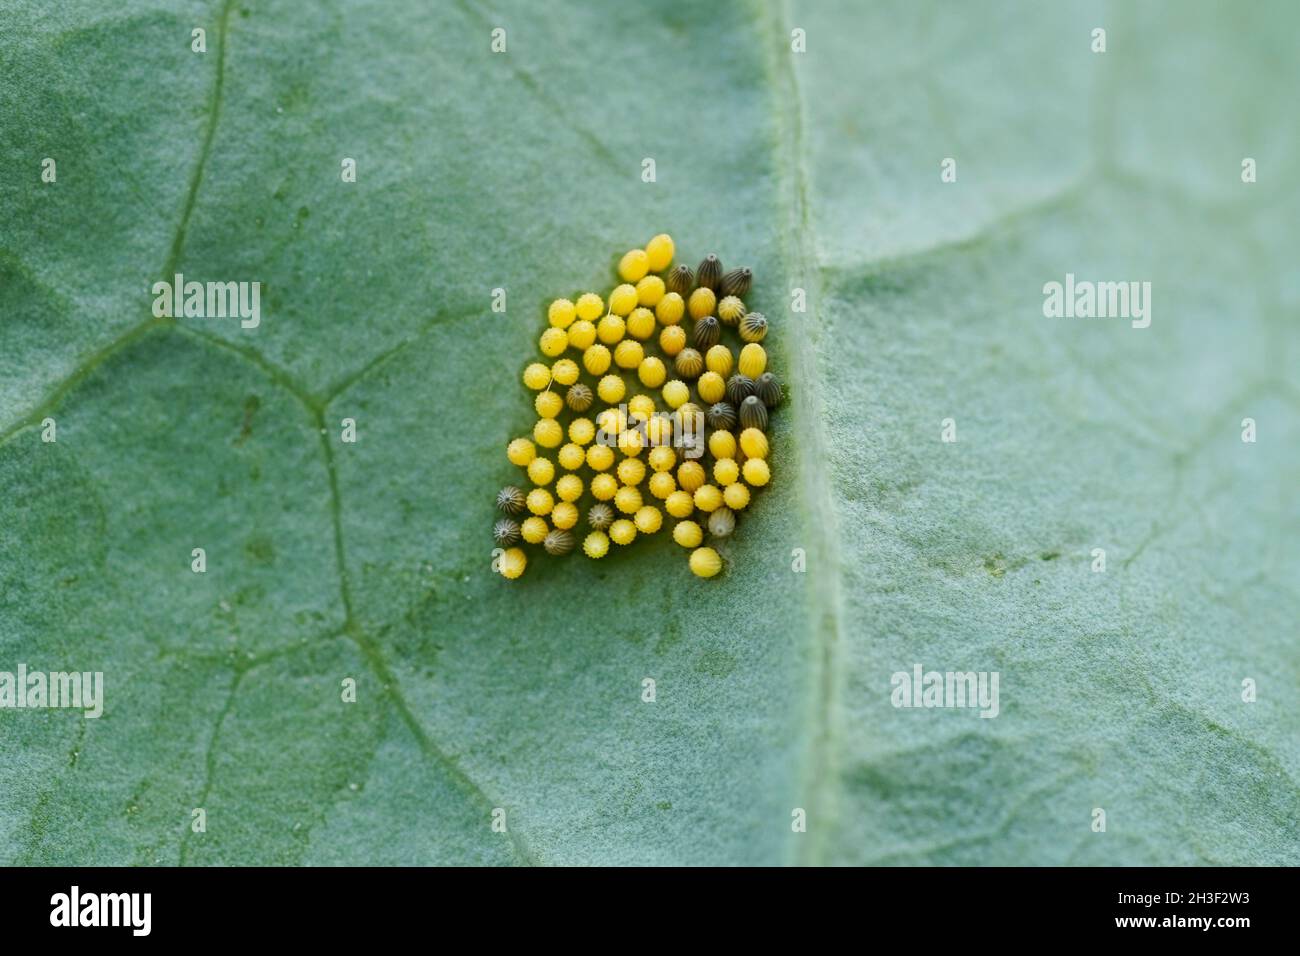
0, 0, 1295, 865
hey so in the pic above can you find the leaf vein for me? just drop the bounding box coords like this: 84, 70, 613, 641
315, 410, 538, 865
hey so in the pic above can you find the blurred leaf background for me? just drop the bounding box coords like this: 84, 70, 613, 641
0, 0, 1296, 864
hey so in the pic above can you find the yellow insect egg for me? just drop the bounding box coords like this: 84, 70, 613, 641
499, 547, 527, 579
713, 458, 740, 486
627, 394, 656, 420
626, 307, 656, 340
618, 248, 650, 283
738, 342, 767, 379
673, 402, 703, 430
583, 530, 610, 558
696, 371, 725, 404
638, 356, 667, 388
609, 283, 638, 316
535, 390, 564, 419
520, 516, 548, 544
665, 490, 695, 518
597, 374, 626, 404
596, 407, 626, 434
655, 292, 685, 325
705, 345, 733, 377
708, 430, 737, 460
609, 519, 637, 546
677, 460, 706, 493
688, 286, 716, 321
616, 428, 644, 456
507, 437, 536, 467
557, 443, 586, 472
645, 233, 675, 272
661, 380, 690, 409
583, 344, 611, 375
551, 501, 579, 529
597, 313, 626, 345
614, 339, 644, 370
743, 457, 770, 486
739, 427, 769, 459
617, 457, 646, 486
568, 319, 597, 350
547, 298, 576, 329
659, 324, 687, 356
689, 546, 723, 578
526, 487, 554, 516
673, 520, 703, 548
644, 413, 671, 446
634, 275, 665, 308
717, 295, 746, 326
569, 417, 596, 446
614, 485, 643, 514
526, 456, 555, 486
586, 443, 615, 472
647, 470, 676, 500
693, 484, 723, 512
723, 482, 750, 510
575, 292, 604, 321
551, 358, 580, 386
533, 418, 563, 448
648, 445, 677, 473
634, 505, 663, 534
591, 473, 618, 500
523, 363, 551, 390
539, 327, 568, 357
555, 473, 584, 502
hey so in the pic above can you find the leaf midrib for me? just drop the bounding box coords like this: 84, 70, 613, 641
761, 0, 846, 867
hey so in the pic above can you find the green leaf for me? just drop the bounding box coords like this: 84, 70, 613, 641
1, 0, 1295, 865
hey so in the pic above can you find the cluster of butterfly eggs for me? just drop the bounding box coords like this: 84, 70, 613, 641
493, 232, 780, 580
